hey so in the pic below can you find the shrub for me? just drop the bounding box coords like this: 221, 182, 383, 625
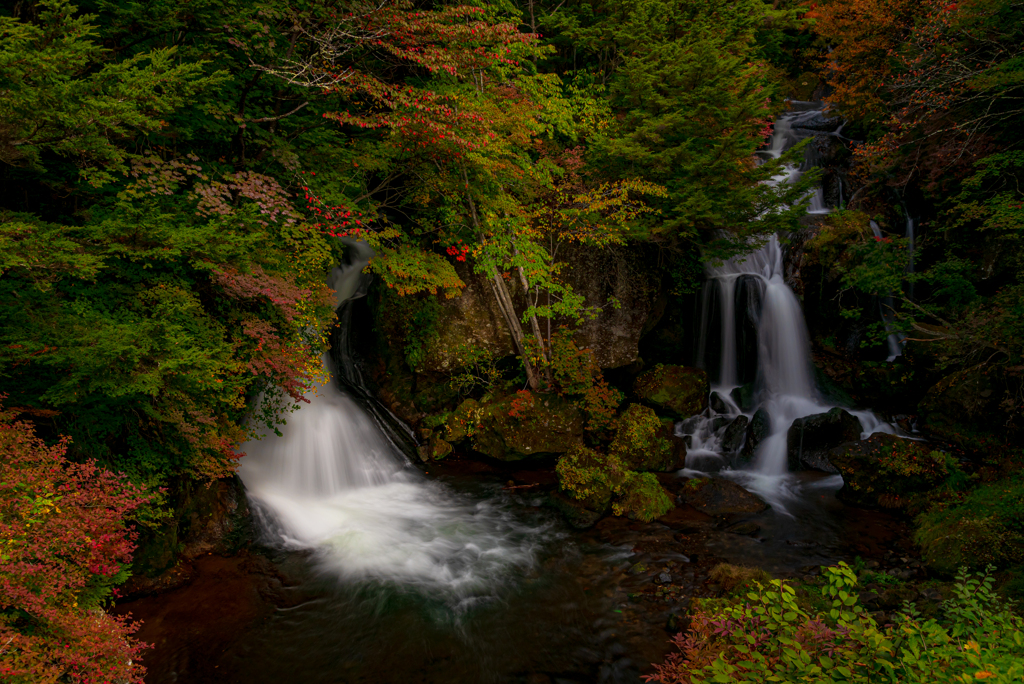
556, 442, 673, 522
646, 563, 1024, 683
0, 404, 151, 684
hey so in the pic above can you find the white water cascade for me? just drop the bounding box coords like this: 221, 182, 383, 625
238, 242, 548, 597
683, 104, 894, 510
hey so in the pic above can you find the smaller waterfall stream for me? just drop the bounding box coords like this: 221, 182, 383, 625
238, 242, 550, 600
685, 104, 894, 511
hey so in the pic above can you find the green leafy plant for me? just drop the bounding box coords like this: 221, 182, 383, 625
646, 563, 1024, 683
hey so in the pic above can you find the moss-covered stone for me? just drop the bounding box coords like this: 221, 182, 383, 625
830, 433, 953, 508
633, 364, 709, 418
915, 476, 1024, 575
609, 404, 682, 472
453, 392, 585, 460
919, 367, 1018, 449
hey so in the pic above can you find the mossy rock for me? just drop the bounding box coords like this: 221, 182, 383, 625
919, 367, 1017, 449
550, 490, 608, 529
830, 433, 952, 508
633, 364, 709, 418
915, 476, 1024, 575
467, 392, 585, 461
608, 404, 684, 472
418, 432, 453, 461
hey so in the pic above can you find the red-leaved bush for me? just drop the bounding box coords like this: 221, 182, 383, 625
0, 402, 151, 684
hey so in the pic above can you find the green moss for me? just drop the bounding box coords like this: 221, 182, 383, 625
633, 364, 709, 418
915, 476, 1024, 575
609, 403, 674, 471
612, 471, 673, 522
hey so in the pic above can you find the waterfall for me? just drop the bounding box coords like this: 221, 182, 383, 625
238, 240, 547, 596
685, 103, 893, 506
869, 220, 905, 361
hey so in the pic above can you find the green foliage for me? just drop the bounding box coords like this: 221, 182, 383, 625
556, 441, 672, 522
916, 476, 1024, 575
555, 402, 675, 522
647, 563, 1024, 683
535, 329, 624, 431
0, 0, 210, 185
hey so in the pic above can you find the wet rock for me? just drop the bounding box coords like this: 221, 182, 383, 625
634, 365, 710, 418
830, 433, 950, 508
743, 408, 771, 457
729, 383, 756, 413
721, 416, 749, 453
551, 491, 606, 529
711, 415, 732, 432
677, 478, 769, 517
126, 476, 251, 597
786, 408, 861, 472
725, 521, 760, 536
628, 562, 650, 576
657, 572, 672, 584
710, 391, 729, 414
469, 393, 585, 460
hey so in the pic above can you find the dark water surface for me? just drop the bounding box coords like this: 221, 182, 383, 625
115, 465, 909, 684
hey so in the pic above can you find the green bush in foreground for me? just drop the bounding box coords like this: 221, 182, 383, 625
646, 563, 1024, 683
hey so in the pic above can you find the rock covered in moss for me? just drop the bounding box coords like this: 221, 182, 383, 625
444, 392, 584, 461
677, 477, 769, 516
829, 433, 952, 508
610, 403, 683, 472
633, 365, 709, 418
417, 432, 453, 461
786, 407, 862, 472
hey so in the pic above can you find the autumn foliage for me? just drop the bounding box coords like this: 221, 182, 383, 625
0, 403, 150, 684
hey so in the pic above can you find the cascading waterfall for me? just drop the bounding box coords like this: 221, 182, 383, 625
684, 103, 893, 508
238, 241, 549, 598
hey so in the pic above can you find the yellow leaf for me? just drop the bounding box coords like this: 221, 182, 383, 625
974, 671, 995, 679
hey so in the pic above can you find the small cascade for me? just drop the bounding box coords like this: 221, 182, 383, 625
239, 241, 548, 598
870, 220, 905, 361
684, 103, 894, 509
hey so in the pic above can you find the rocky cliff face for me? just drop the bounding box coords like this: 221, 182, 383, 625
417, 244, 659, 372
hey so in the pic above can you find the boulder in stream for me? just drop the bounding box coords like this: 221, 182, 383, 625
743, 408, 771, 459
710, 391, 729, 414
677, 478, 769, 517
721, 415, 749, 454
786, 407, 862, 472
633, 364, 709, 418
729, 383, 756, 413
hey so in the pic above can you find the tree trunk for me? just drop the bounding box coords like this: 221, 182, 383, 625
461, 166, 541, 390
